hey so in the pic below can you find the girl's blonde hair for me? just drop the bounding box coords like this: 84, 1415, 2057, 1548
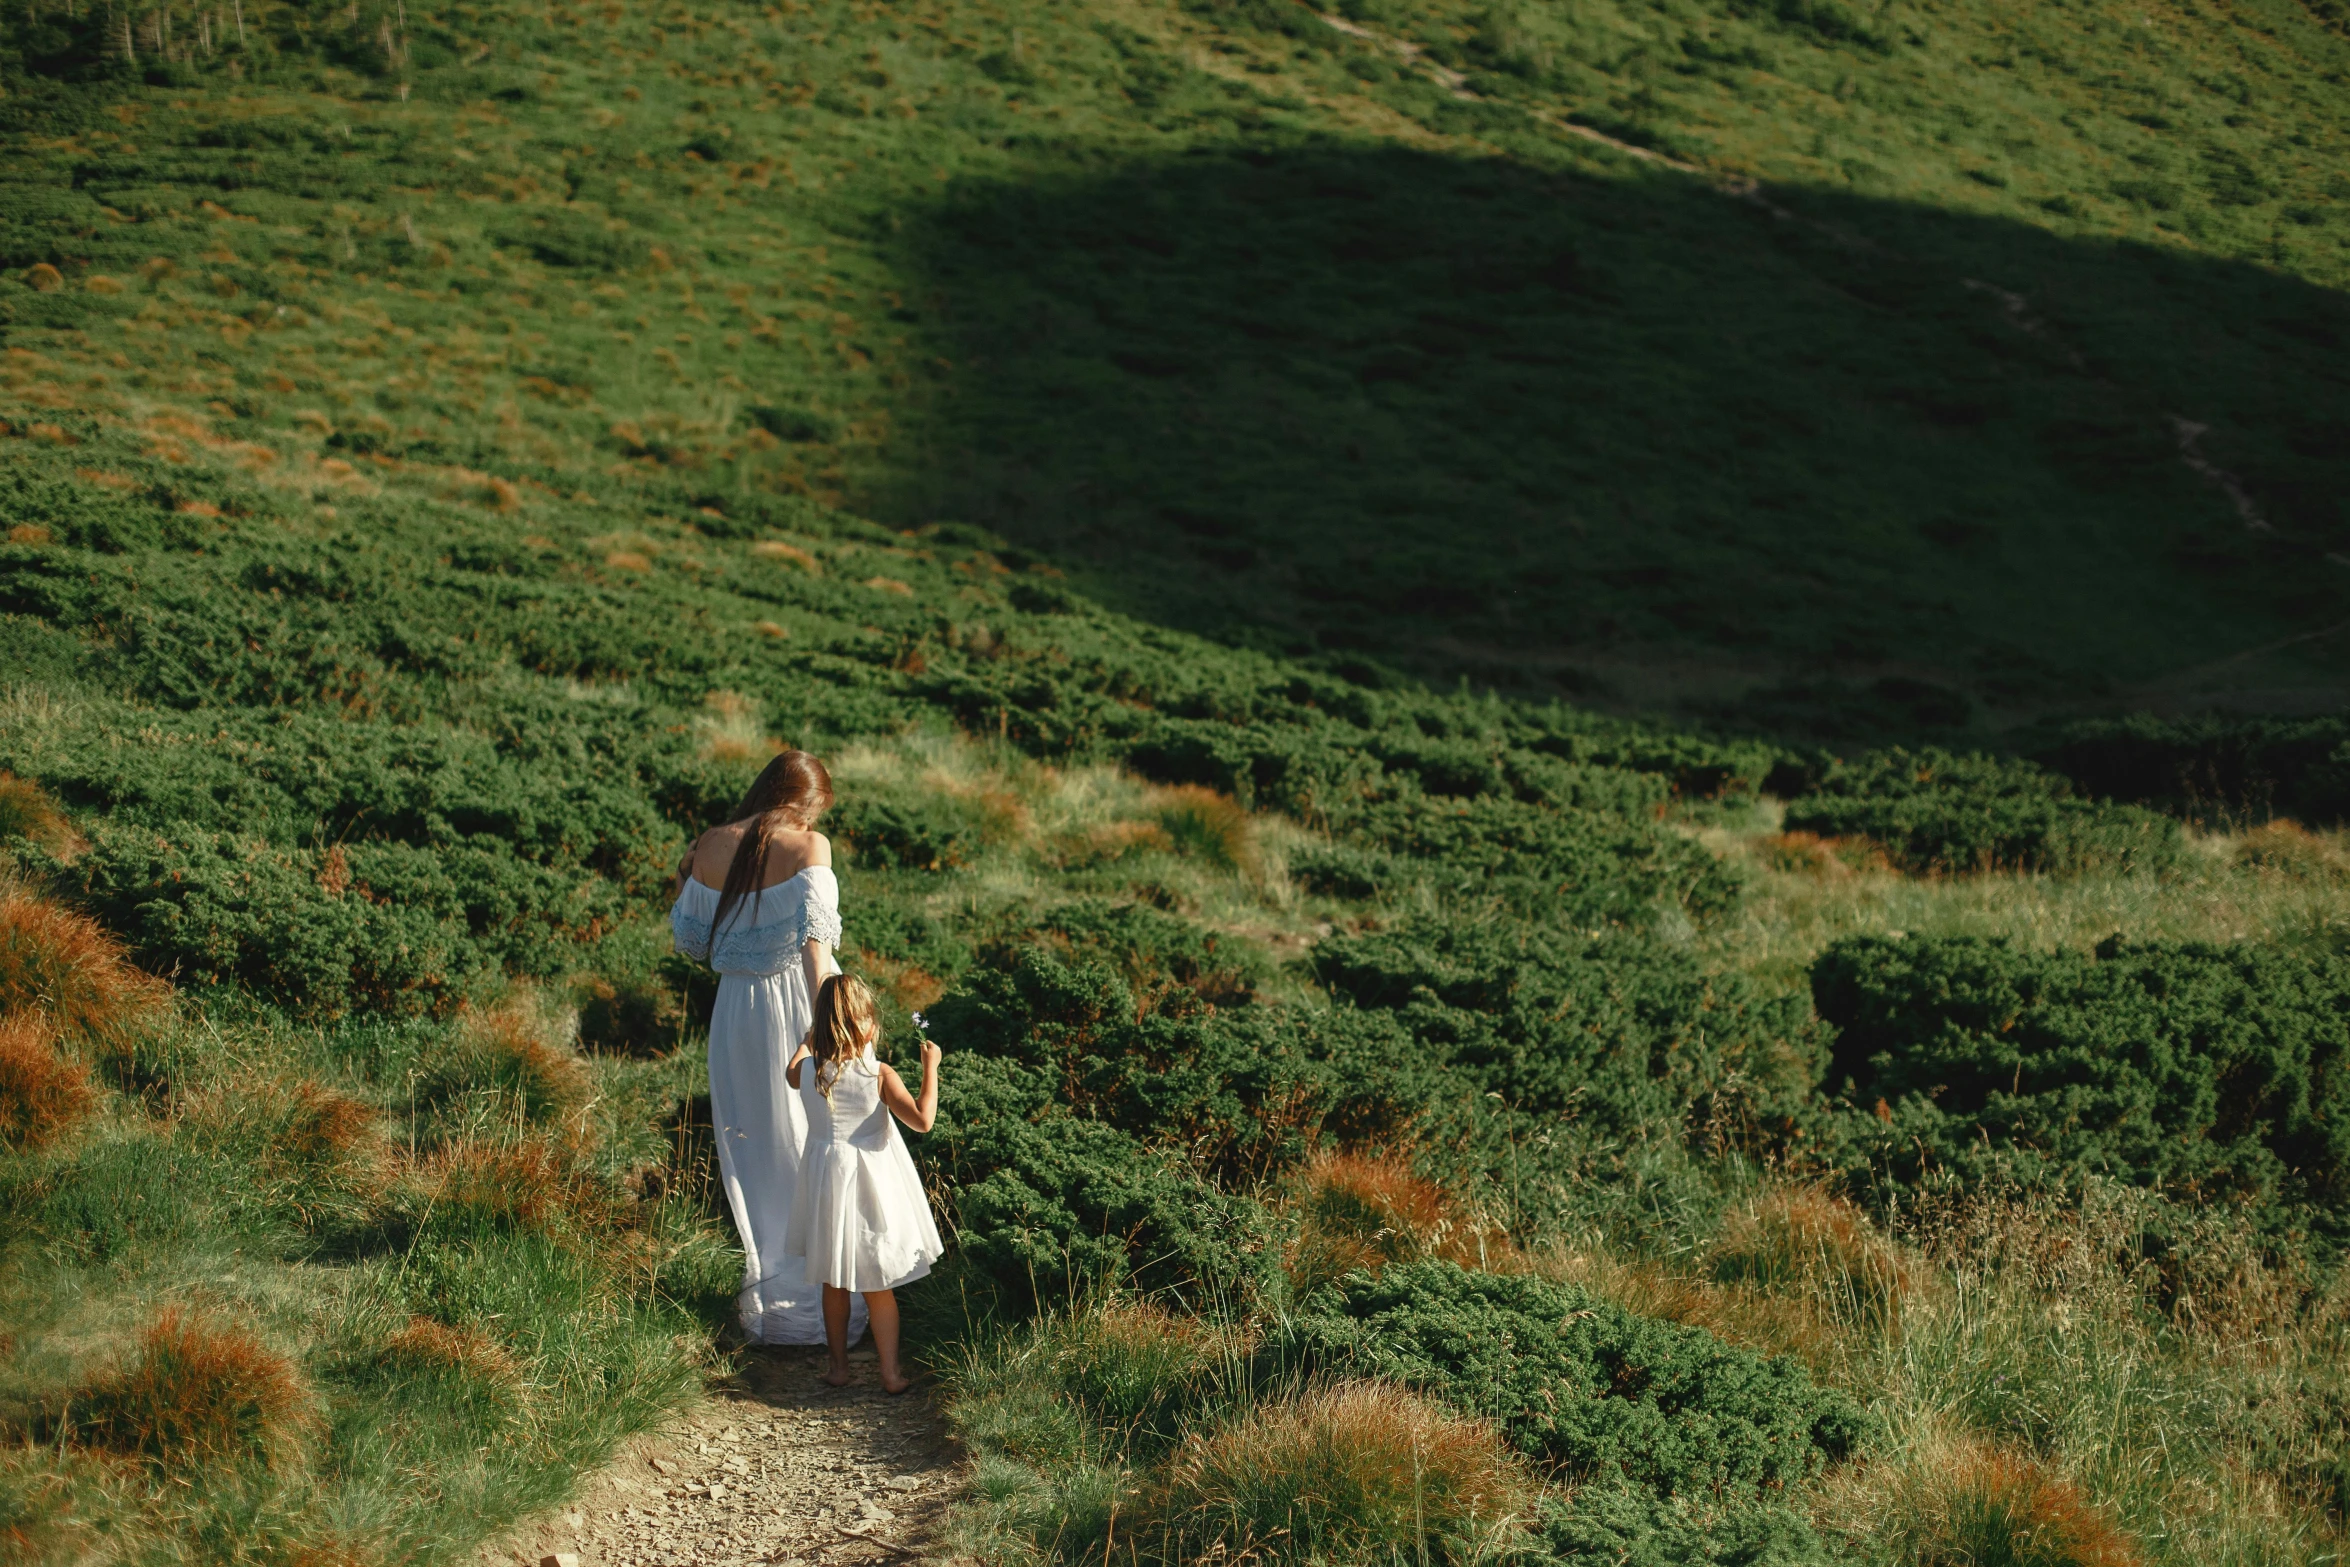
808, 973, 877, 1099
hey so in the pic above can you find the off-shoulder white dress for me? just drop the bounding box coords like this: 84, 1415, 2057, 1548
786, 1041, 945, 1293
670, 867, 866, 1346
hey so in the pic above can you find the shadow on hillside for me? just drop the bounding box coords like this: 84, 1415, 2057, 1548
866, 144, 2350, 735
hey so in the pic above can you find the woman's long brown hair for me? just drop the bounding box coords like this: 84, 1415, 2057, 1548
711, 750, 833, 935
808, 973, 877, 1100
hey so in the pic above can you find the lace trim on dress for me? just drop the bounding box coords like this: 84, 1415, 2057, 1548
668, 869, 839, 976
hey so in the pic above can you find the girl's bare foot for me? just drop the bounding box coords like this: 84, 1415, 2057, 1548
822, 1366, 854, 1387
879, 1371, 912, 1395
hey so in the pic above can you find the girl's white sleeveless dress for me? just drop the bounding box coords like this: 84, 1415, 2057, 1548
786, 1042, 945, 1293
669, 868, 866, 1346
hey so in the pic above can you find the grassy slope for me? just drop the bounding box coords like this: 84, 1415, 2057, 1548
2, 0, 2349, 1563
1, 0, 2346, 729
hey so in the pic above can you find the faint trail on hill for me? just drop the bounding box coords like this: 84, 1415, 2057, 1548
1313, 7, 2342, 570
482, 1348, 964, 1567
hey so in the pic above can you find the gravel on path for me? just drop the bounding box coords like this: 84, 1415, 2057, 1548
480, 1345, 969, 1567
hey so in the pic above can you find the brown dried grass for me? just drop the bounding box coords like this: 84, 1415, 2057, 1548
1153, 785, 1257, 875
1064, 818, 1176, 868
0, 1012, 98, 1152
67, 1308, 313, 1471
378, 1316, 522, 1392
1861, 1435, 2144, 1567
1709, 1186, 1922, 1330
0, 883, 169, 1061
420, 1136, 588, 1232
0, 777, 82, 859
694, 689, 774, 763
179, 1073, 389, 1224
750, 539, 819, 571
1759, 830, 1849, 876
1288, 1150, 1509, 1296
854, 951, 947, 1014
2235, 819, 2350, 881
1154, 1382, 1529, 1564
425, 999, 593, 1126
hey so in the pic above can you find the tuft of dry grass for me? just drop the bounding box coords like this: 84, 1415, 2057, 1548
750, 539, 819, 571
2235, 820, 2350, 881
1852, 1434, 2145, 1567
854, 951, 947, 1014
0, 883, 169, 1061
1153, 785, 1257, 876
1154, 1381, 1529, 1565
1061, 818, 1176, 868
422, 998, 593, 1128
179, 1072, 389, 1228
694, 689, 773, 763
419, 1136, 587, 1232
0, 774, 85, 860
66, 1308, 313, 1471
1288, 1150, 1507, 1295
1709, 1186, 1921, 1332
0, 1012, 98, 1152
378, 1316, 522, 1392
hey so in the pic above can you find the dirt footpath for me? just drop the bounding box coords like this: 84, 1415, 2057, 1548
482, 1346, 967, 1567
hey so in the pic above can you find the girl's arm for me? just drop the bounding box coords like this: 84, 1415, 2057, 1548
784, 1040, 813, 1091
878, 1040, 941, 1134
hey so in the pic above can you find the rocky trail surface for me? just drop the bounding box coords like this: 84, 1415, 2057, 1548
481, 1346, 966, 1567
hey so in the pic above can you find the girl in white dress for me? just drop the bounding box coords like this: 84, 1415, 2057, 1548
669, 751, 864, 1349
785, 974, 945, 1393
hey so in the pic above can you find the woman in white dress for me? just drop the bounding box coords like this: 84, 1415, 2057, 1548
786, 973, 945, 1393
669, 751, 865, 1348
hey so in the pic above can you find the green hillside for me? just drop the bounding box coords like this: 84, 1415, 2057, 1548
3, 0, 2350, 1563
3, 0, 2347, 724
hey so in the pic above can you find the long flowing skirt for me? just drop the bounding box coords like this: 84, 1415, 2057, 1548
707, 969, 868, 1345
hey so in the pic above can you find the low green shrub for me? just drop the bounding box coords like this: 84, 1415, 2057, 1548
1313, 919, 1826, 1132
1031, 899, 1269, 1006
931, 950, 1423, 1180
1275, 1261, 1872, 1493
1783, 748, 2185, 875
1813, 935, 2350, 1247
929, 1079, 1280, 1311
2033, 713, 2350, 828
1525, 1483, 1840, 1566
829, 794, 988, 872
1351, 790, 1744, 924
50, 825, 625, 1018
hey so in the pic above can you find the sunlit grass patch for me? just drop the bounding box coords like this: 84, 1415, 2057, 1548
417, 996, 594, 1134
0, 1014, 98, 1154
415, 1135, 594, 1235
176, 1072, 389, 1235
61, 1307, 313, 1473
1152, 1381, 1530, 1566
1845, 1431, 2145, 1567
1287, 1149, 1509, 1296
1691, 811, 2350, 990
1707, 1186, 1921, 1335
0, 881, 170, 1065
694, 689, 775, 763
0, 774, 83, 861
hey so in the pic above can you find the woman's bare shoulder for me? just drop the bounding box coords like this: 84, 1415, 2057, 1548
757, 826, 832, 880
689, 822, 746, 874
